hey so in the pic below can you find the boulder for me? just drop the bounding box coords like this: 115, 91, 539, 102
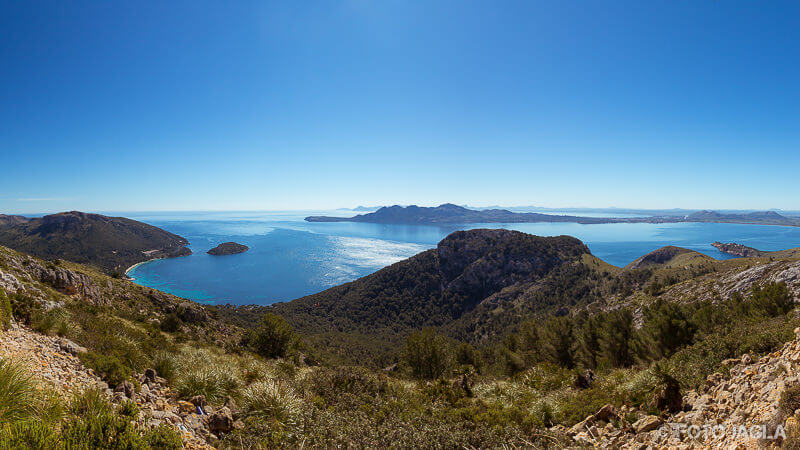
114, 381, 134, 398
58, 338, 87, 355
633, 415, 662, 433
208, 407, 234, 434
190, 395, 207, 408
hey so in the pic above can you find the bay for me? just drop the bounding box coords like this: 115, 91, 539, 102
124, 210, 800, 305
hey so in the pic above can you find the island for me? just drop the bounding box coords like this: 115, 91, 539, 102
305, 204, 800, 227
207, 242, 249, 256
711, 242, 765, 258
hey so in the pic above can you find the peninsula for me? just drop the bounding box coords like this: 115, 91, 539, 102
305, 204, 800, 227
712, 242, 765, 258
0, 211, 191, 273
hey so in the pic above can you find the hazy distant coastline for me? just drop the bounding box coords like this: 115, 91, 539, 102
308, 204, 800, 227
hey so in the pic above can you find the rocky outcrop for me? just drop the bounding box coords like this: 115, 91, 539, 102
569, 328, 800, 448
0, 251, 102, 306
30, 262, 102, 303
712, 241, 764, 258
0, 326, 215, 448
206, 242, 249, 256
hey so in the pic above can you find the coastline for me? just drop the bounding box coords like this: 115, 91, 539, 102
124, 257, 163, 280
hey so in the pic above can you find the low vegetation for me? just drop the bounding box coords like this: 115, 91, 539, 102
0, 358, 182, 449
1, 232, 799, 447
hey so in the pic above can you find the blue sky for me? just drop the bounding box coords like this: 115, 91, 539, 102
2, 1, 799, 214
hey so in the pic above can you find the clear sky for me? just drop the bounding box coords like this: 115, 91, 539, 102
2, 1, 799, 214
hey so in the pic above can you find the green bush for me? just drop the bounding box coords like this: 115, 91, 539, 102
637, 300, 695, 360
0, 358, 39, 423
242, 313, 298, 359
79, 352, 131, 387
9, 292, 39, 325
0, 290, 11, 330
402, 328, 454, 380
0, 421, 59, 450
160, 313, 182, 333
241, 380, 302, 433
151, 351, 177, 383
517, 363, 573, 392
176, 366, 239, 403
304, 366, 391, 404
143, 425, 183, 448
31, 307, 71, 336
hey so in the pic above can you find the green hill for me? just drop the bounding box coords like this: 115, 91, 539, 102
0, 211, 190, 273
243, 229, 618, 364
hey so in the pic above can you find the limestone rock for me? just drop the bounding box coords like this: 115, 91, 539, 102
633, 415, 662, 433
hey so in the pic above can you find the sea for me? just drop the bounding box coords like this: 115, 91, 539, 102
123, 210, 800, 306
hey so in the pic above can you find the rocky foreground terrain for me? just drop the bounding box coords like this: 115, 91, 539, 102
0, 321, 250, 448
567, 326, 800, 448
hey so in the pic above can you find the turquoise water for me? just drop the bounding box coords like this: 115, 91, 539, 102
125, 211, 800, 305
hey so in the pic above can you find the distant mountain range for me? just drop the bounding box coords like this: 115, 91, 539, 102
306, 204, 800, 227
0, 211, 191, 273
308, 203, 616, 224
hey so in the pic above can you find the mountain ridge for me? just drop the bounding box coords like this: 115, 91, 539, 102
305, 203, 800, 227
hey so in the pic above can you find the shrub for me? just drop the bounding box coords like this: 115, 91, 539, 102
517, 363, 573, 392
243, 313, 298, 359
637, 300, 695, 360
160, 313, 182, 333
176, 366, 240, 403
455, 342, 481, 370
69, 388, 112, 418
119, 399, 140, 418
79, 352, 131, 387
0, 421, 59, 450
31, 307, 71, 336
599, 309, 635, 368
751, 282, 794, 317
143, 425, 183, 449
241, 380, 302, 433
541, 316, 574, 368
304, 366, 391, 404
0, 358, 39, 423
151, 351, 178, 383
9, 292, 39, 325
0, 290, 11, 330
402, 328, 453, 380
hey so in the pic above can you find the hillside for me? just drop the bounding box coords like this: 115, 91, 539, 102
3, 230, 800, 447
624, 246, 713, 270
238, 230, 616, 363
0, 211, 191, 273
688, 209, 799, 225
